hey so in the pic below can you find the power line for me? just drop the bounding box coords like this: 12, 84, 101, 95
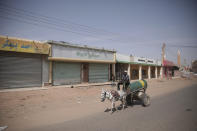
1, 2, 197, 48
0, 13, 137, 45
0, 2, 152, 45
0, 6, 137, 44
0, 7, 109, 37
0, 15, 92, 37
1, 6, 154, 45
0, 2, 120, 36
167, 44, 197, 48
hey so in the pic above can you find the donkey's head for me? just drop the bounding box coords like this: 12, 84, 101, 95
101, 88, 107, 102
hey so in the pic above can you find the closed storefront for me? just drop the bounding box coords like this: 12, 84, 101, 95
0, 36, 51, 89
52, 62, 81, 85
163, 60, 175, 78
89, 63, 109, 83
48, 41, 115, 85
0, 51, 42, 89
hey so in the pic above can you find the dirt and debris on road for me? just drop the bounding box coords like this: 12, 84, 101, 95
0, 78, 197, 131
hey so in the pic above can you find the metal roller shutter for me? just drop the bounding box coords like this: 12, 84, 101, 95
0, 51, 42, 89
89, 63, 109, 83
53, 62, 81, 85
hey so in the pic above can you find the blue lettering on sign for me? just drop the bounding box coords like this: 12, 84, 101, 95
2, 42, 18, 49
21, 44, 31, 49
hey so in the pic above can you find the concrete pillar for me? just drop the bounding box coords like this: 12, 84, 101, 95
112, 63, 116, 81
128, 64, 131, 80
81, 64, 84, 81
108, 64, 110, 81
49, 61, 52, 84
139, 65, 142, 80
155, 66, 158, 79
160, 67, 163, 79
148, 66, 151, 79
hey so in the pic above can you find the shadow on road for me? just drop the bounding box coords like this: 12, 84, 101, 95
103, 100, 145, 114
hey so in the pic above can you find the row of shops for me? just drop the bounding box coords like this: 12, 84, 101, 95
0, 36, 116, 89
0, 36, 178, 89
115, 54, 162, 81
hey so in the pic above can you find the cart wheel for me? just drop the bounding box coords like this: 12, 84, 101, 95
141, 94, 150, 107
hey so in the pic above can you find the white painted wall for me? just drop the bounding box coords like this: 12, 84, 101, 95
116, 53, 130, 62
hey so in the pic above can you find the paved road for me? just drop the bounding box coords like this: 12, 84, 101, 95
29, 84, 197, 131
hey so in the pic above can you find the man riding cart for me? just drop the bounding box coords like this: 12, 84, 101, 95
117, 71, 130, 91
117, 71, 150, 107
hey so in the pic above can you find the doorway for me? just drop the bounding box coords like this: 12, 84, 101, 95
82, 63, 89, 82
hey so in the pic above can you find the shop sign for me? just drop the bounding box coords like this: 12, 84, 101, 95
0, 36, 50, 54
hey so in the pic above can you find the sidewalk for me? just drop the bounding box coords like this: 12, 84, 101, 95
0, 77, 181, 93
0, 82, 112, 93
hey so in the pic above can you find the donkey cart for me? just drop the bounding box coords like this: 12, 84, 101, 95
125, 80, 150, 107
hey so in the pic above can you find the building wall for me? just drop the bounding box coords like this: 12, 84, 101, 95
42, 55, 49, 85
130, 56, 161, 66
116, 53, 130, 63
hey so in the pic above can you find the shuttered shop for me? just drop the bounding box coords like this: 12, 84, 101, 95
0, 51, 42, 89
53, 62, 81, 85
89, 63, 109, 83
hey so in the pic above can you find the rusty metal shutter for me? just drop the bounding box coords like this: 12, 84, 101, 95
89, 63, 109, 83
53, 62, 81, 85
0, 51, 42, 89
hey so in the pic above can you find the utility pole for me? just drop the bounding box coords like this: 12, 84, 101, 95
177, 50, 181, 67
161, 43, 166, 79
162, 43, 166, 65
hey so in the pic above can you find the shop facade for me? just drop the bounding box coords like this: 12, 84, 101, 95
163, 60, 179, 79
0, 36, 50, 89
130, 56, 162, 80
47, 41, 116, 86
115, 54, 162, 81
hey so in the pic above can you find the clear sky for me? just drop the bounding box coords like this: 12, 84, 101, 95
0, 0, 197, 66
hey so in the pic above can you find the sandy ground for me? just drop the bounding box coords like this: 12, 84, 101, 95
0, 77, 197, 131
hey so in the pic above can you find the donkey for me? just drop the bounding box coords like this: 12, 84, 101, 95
100, 88, 127, 112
